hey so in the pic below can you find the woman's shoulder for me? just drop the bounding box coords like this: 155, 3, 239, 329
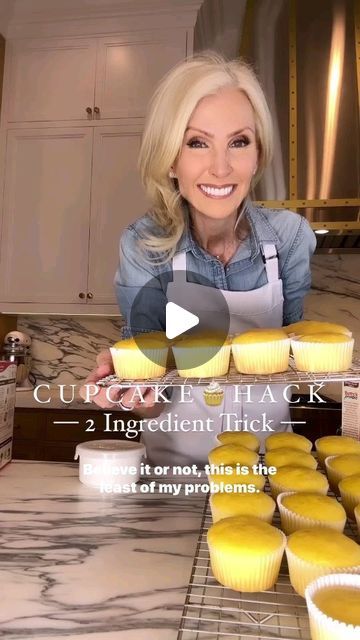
249, 205, 316, 248
124, 211, 166, 240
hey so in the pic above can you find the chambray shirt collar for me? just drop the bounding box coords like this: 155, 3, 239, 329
176, 199, 280, 262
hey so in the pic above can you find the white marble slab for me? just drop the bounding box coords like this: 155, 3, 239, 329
0, 461, 204, 639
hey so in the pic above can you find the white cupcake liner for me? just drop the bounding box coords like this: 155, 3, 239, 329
232, 339, 290, 374
305, 573, 360, 640
277, 492, 346, 535
285, 545, 360, 598
339, 479, 360, 521
110, 346, 167, 379
208, 530, 286, 592
210, 493, 276, 524
290, 338, 354, 373
172, 344, 231, 378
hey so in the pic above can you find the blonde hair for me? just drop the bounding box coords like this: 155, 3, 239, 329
138, 51, 273, 261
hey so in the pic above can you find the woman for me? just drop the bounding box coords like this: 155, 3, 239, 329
82, 52, 316, 464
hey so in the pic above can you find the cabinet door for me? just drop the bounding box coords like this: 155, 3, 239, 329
94, 30, 187, 119
0, 128, 92, 303
5, 38, 97, 123
87, 126, 149, 305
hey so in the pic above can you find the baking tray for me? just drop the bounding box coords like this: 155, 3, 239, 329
97, 356, 360, 388
177, 490, 359, 640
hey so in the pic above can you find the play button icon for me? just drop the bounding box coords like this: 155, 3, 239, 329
165, 302, 199, 339
128, 270, 230, 369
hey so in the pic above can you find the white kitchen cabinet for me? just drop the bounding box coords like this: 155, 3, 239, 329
0, 125, 148, 313
4, 38, 97, 123
3, 30, 187, 125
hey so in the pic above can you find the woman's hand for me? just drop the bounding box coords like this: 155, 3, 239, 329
79, 349, 165, 418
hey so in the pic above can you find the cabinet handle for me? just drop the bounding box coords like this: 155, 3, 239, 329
85, 107, 93, 116
94, 106, 100, 115
79, 292, 86, 299
87, 292, 93, 299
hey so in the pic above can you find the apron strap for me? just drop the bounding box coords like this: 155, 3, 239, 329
172, 251, 187, 282
261, 243, 279, 283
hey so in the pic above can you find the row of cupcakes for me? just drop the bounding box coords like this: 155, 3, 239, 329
110, 320, 354, 380
207, 431, 360, 638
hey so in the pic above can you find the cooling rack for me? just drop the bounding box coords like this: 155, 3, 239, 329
177, 488, 359, 640
97, 356, 360, 388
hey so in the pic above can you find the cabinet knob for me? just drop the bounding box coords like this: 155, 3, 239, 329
79, 292, 86, 299
94, 106, 100, 115
87, 292, 93, 299
85, 107, 93, 116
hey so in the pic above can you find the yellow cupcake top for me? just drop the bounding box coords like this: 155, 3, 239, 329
271, 466, 329, 492
316, 436, 360, 457
313, 586, 360, 626
174, 332, 231, 348
207, 515, 284, 555
326, 454, 360, 476
339, 473, 360, 494
296, 333, 352, 344
113, 332, 169, 349
232, 328, 289, 345
265, 432, 312, 453
208, 444, 259, 467
280, 492, 346, 522
265, 448, 317, 470
287, 528, 360, 566
209, 467, 266, 490
211, 492, 275, 519
284, 320, 352, 337
217, 431, 260, 452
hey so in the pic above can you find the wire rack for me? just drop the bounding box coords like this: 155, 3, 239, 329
97, 356, 360, 388
177, 488, 359, 640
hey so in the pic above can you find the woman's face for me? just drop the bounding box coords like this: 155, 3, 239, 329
173, 87, 259, 222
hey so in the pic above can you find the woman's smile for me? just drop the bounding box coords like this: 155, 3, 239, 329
198, 184, 237, 198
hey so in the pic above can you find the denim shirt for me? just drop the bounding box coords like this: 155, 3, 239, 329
114, 201, 317, 336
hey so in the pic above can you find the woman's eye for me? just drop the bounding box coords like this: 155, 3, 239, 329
231, 136, 250, 147
186, 138, 207, 148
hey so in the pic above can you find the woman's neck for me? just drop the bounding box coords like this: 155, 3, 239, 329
189, 204, 246, 264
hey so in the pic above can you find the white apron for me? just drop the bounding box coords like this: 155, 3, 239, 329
142, 244, 291, 465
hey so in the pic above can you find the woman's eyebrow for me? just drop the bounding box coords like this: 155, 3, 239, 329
185, 126, 255, 137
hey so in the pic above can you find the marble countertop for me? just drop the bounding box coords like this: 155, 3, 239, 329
0, 461, 204, 639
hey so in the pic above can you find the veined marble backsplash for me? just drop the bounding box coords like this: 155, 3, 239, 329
17, 255, 359, 396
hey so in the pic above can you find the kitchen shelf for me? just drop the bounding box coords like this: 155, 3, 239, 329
177, 489, 359, 640
97, 356, 360, 388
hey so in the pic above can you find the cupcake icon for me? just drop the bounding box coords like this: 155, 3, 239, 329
203, 381, 224, 406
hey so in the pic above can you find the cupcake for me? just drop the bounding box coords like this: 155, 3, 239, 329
305, 574, 360, 640
265, 432, 312, 453
172, 333, 231, 378
269, 466, 329, 500
210, 491, 276, 524
208, 465, 266, 493
355, 504, 360, 536
111, 332, 168, 379
207, 515, 286, 591
316, 436, 360, 468
286, 528, 360, 597
284, 320, 352, 338
325, 454, 360, 493
203, 381, 224, 406
291, 333, 354, 373
339, 474, 360, 520
232, 328, 290, 374
208, 443, 259, 467
216, 431, 260, 452
265, 447, 317, 470
277, 491, 346, 535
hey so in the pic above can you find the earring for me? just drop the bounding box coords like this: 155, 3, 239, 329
169, 170, 176, 178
